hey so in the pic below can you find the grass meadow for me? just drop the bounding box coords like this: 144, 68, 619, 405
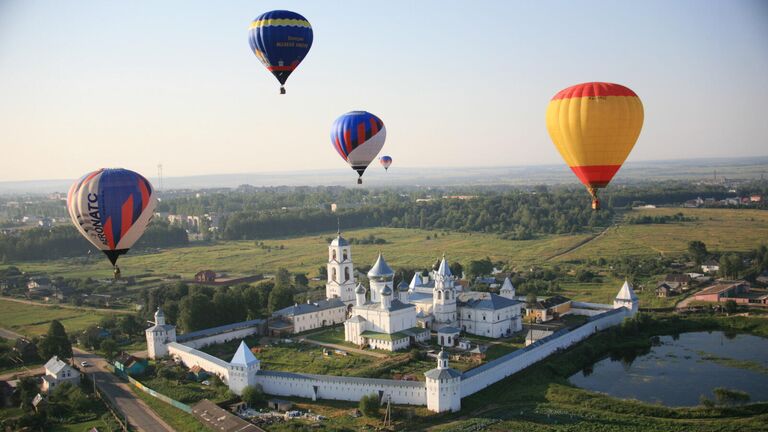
0, 298, 109, 336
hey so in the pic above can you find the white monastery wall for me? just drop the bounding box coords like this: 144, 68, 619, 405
178, 326, 260, 350
460, 307, 631, 398
256, 371, 427, 406
167, 342, 231, 382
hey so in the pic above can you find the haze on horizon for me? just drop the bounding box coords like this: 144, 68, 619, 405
1, 0, 767, 183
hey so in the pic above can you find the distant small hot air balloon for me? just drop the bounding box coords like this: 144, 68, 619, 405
67, 168, 157, 278
331, 111, 387, 184
380, 156, 392, 171
545, 82, 644, 210
248, 10, 313, 94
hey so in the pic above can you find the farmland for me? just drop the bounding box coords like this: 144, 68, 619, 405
0, 298, 110, 337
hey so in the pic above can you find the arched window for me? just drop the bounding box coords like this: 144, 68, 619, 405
437, 291, 442, 300
332, 268, 337, 282
343, 249, 348, 261
332, 250, 337, 261
446, 291, 451, 300
344, 267, 350, 281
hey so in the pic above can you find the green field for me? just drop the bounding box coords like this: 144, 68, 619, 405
0, 298, 110, 337
3, 227, 594, 280
555, 208, 768, 262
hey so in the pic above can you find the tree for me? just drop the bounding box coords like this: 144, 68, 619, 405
39, 320, 72, 360
179, 293, 213, 332
525, 292, 537, 305
294, 273, 309, 287
467, 257, 493, 279
359, 393, 379, 417
17, 376, 40, 410
118, 315, 142, 336
241, 384, 265, 407
449, 261, 464, 278
100, 339, 118, 361
268, 284, 294, 313
719, 254, 743, 279
687, 240, 709, 264
724, 300, 738, 314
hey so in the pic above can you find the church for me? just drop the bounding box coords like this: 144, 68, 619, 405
325, 233, 523, 351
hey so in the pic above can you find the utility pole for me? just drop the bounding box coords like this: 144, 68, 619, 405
157, 163, 163, 192
382, 395, 392, 427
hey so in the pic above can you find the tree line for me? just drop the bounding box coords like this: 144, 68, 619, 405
0, 219, 188, 261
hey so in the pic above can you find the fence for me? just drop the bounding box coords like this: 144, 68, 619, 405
126, 375, 193, 414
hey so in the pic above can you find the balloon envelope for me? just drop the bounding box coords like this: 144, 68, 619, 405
380, 156, 392, 170
331, 111, 386, 183
67, 168, 157, 265
545, 82, 643, 208
248, 10, 313, 93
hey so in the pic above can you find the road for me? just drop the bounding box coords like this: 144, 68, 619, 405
298, 336, 388, 359
1, 327, 173, 432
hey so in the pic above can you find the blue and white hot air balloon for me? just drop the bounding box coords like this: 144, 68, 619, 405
67, 168, 157, 277
248, 10, 313, 94
330, 111, 387, 184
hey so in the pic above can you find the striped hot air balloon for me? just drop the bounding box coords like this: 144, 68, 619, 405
380, 156, 392, 171
248, 10, 313, 94
67, 168, 157, 277
545, 82, 644, 210
331, 111, 387, 184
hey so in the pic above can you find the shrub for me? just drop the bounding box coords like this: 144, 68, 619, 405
359, 393, 379, 417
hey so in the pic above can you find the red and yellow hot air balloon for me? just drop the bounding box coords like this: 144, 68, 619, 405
546, 82, 644, 210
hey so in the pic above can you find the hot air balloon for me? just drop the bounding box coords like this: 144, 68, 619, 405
67, 168, 157, 278
248, 10, 313, 94
331, 111, 387, 184
380, 156, 392, 171
545, 82, 644, 210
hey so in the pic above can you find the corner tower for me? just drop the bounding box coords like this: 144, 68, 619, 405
145, 307, 176, 359
614, 280, 639, 315
325, 231, 356, 305
425, 349, 461, 412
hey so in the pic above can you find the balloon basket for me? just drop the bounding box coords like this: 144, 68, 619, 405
280, 86, 286, 95
357, 178, 362, 185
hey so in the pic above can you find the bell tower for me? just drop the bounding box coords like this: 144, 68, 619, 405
325, 230, 356, 305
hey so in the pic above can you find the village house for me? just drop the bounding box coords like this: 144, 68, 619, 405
664, 273, 691, 289
26, 277, 52, 297
41, 356, 80, 394
114, 352, 148, 376
692, 281, 750, 304
701, 259, 720, 274
656, 282, 680, 298
194, 270, 217, 282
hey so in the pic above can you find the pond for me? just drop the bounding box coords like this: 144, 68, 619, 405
568, 331, 768, 406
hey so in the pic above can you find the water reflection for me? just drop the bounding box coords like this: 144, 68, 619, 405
569, 332, 768, 406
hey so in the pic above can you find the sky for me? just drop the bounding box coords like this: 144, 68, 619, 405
0, 0, 767, 183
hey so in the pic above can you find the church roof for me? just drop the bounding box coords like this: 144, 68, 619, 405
424, 367, 461, 380
438, 349, 449, 359
616, 280, 638, 301
354, 298, 414, 312
230, 341, 259, 366
355, 283, 366, 294
330, 235, 349, 247
273, 298, 345, 318
397, 281, 410, 291
409, 273, 423, 288
457, 292, 520, 311
437, 326, 460, 334
500, 277, 514, 292
380, 285, 392, 296
368, 254, 394, 278
347, 315, 367, 323
436, 257, 452, 277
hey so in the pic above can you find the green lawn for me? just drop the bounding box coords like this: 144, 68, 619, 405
51, 418, 111, 432
0, 298, 110, 337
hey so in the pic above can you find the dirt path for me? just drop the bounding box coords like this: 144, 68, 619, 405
0, 296, 132, 314
299, 337, 388, 359
546, 225, 612, 262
